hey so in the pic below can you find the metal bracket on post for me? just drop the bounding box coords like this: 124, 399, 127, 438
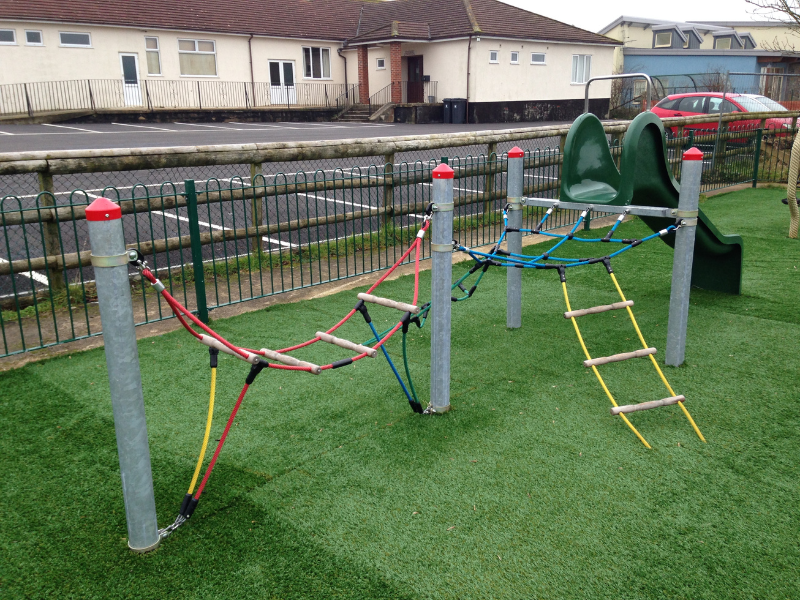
86, 197, 160, 553
666, 147, 703, 367
428, 163, 455, 414
506, 147, 524, 329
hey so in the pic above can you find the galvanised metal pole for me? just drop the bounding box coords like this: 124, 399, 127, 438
666, 148, 703, 367
429, 163, 454, 413
87, 197, 160, 552
506, 147, 524, 329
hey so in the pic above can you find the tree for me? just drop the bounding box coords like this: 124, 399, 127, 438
745, 0, 800, 51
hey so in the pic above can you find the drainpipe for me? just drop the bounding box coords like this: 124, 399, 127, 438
465, 35, 472, 123
338, 46, 348, 93
248, 34, 255, 106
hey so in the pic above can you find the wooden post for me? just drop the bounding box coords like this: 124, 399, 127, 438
250, 162, 263, 253
485, 142, 497, 221
382, 152, 394, 230
37, 172, 65, 291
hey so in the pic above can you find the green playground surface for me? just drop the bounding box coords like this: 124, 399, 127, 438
2, 187, 798, 599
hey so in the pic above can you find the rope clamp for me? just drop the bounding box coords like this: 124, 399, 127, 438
675, 209, 699, 218
506, 197, 523, 209
680, 218, 698, 227
431, 202, 454, 212
90, 252, 129, 268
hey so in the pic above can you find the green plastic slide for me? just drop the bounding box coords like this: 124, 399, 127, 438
559, 111, 743, 294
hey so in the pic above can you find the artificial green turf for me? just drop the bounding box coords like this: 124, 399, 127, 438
1, 187, 798, 599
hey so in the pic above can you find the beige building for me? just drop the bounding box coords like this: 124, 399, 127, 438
0, 0, 619, 121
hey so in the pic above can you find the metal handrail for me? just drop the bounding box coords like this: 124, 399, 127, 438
585, 73, 653, 114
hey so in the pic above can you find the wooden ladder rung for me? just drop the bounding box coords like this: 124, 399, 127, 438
260, 347, 321, 374
584, 347, 656, 368
316, 331, 378, 358
564, 300, 633, 319
611, 395, 685, 415
357, 292, 419, 314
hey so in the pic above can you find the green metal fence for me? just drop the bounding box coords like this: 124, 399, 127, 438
0, 125, 795, 359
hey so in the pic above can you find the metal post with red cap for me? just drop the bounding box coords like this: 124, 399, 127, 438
429, 163, 455, 413
506, 147, 524, 329
666, 147, 703, 367
86, 197, 160, 552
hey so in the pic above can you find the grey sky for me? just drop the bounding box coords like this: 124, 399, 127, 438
502, 0, 765, 33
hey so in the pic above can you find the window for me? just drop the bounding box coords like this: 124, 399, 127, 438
145, 37, 161, 75
683, 35, 690, 48
677, 96, 706, 113
25, 30, 43, 46
59, 32, 91, 47
655, 98, 680, 111
654, 32, 672, 48
715, 37, 732, 50
302, 47, 331, 79
489, 50, 499, 63
510, 51, 519, 64
707, 97, 739, 114
0, 29, 16, 45
178, 39, 217, 76
376, 57, 386, 70
571, 54, 591, 84
530, 53, 546, 65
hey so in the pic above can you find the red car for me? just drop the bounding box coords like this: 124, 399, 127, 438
652, 92, 792, 136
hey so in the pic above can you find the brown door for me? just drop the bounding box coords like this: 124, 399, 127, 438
407, 56, 423, 103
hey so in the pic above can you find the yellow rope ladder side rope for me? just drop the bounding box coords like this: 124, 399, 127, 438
188, 367, 217, 495
608, 272, 706, 443
561, 280, 652, 449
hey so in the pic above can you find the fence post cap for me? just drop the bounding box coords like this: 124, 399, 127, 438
508, 146, 524, 158
682, 147, 704, 161
86, 197, 122, 221
432, 163, 454, 179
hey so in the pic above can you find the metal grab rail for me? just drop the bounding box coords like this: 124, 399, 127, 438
585, 73, 653, 114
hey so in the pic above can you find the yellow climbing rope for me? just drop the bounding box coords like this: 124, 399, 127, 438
188, 367, 216, 495
562, 270, 705, 448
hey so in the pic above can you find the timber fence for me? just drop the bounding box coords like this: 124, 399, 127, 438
0, 110, 795, 358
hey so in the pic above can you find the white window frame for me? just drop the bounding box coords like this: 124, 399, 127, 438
301, 46, 332, 80
510, 51, 519, 65
530, 52, 546, 65
0, 29, 16, 45
489, 50, 499, 64
59, 31, 92, 48
571, 54, 591, 84
178, 38, 218, 77
654, 32, 672, 48
376, 57, 386, 70
145, 36, 162, 76
25, 30, 43, 46
715, 37, 732, 50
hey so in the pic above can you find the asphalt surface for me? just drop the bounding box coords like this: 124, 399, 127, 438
0, 120, 570, 153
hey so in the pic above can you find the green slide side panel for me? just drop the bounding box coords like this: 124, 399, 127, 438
559, 112, 743, 294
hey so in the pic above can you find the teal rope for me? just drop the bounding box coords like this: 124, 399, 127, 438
402, 329, 421, 405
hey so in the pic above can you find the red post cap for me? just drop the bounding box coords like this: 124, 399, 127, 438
432, 163, 454, 179
507, 146, 524, 158
85, 197, 122, 221
682, 147, 704, 161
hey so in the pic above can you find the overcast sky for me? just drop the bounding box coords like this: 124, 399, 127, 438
502, 0, 766, 33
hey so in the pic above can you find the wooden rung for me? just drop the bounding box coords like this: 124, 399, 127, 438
584, 347, 656, 368
260, 347, 321, 375
315, 331, 378, 358
611, 395, 685, 415
564, 300, 633, 319
357, 292, 419, 314
199, 334, 259, 364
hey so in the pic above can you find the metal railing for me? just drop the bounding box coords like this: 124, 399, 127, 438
0, 109, 795, 359
0, 79, 362, 117
368, 81, 439, 115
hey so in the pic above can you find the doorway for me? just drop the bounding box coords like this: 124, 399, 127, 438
407, 56, 423, 103
119, 54, 142, 107
269, 61, 297, 105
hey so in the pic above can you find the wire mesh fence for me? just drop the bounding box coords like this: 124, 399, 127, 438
0, 115, 795, 358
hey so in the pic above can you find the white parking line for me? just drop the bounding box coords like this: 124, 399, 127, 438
112, 122, 176, 131
227, 121, 306, 130
152, 209, 297, 248
173, 122, 244, 130
0, 130, 13, 135
42, 123, 99, 133
297, 191, 425, 220
421, 182, 480, 193
0, 256, 50, 285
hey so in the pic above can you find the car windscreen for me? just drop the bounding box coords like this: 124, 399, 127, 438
733, 96, 777, 112
751, 96, 788, 111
